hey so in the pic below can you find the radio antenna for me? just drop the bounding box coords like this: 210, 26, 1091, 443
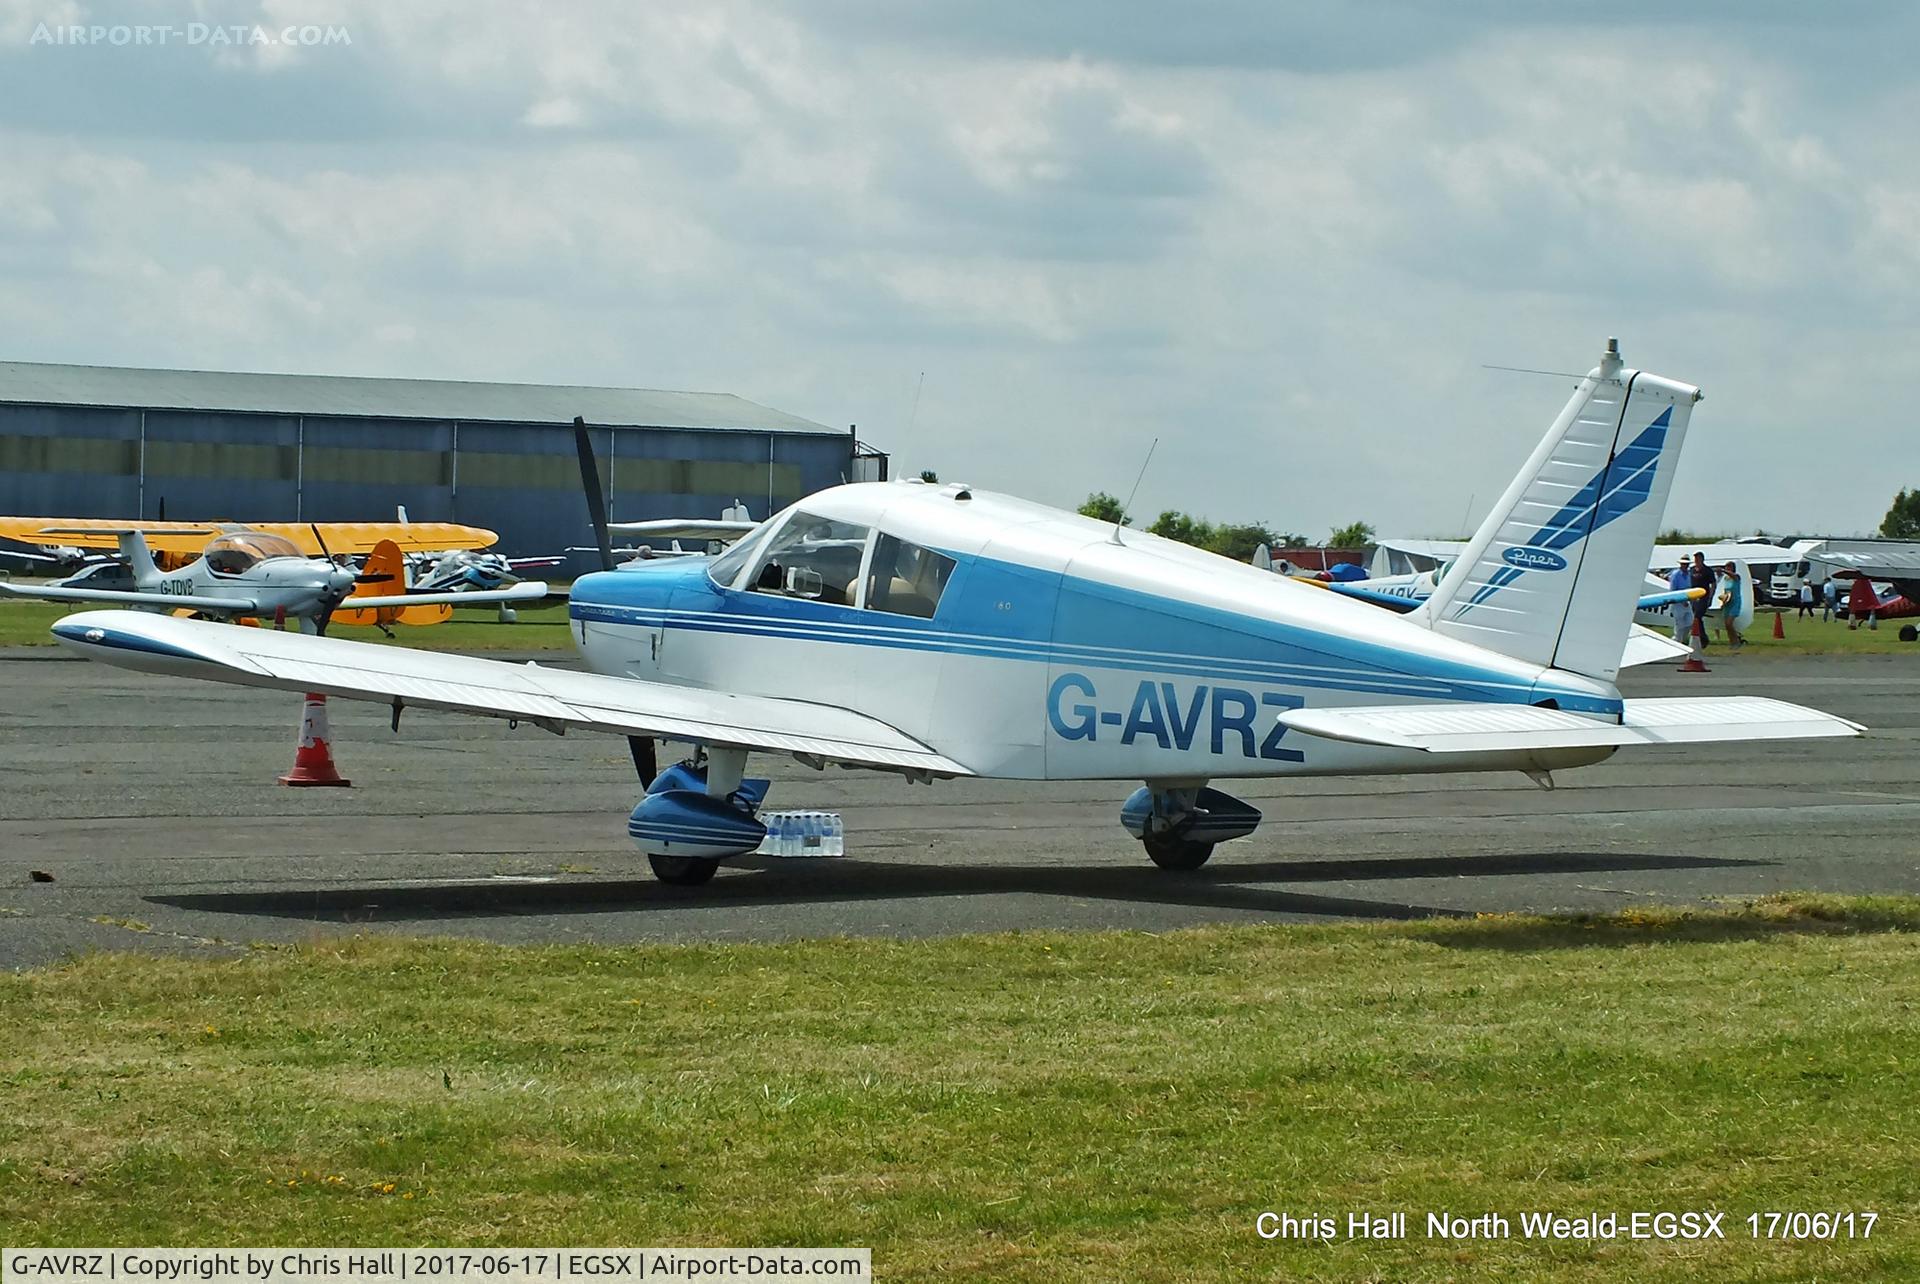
1482, 363, 1584, 380
1112, 436, 1159, 545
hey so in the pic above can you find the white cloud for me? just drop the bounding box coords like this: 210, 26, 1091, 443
0, 1, 1916, 537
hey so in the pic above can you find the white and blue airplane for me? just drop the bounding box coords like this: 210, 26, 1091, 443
52, 340, 1861, 885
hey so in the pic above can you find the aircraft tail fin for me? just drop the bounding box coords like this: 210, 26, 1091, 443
351, 539, 407, 600
116, 531, 159, 582
1411, 339, 1701, 682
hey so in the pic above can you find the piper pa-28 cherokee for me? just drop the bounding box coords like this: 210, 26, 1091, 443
55, 340, 1862, 885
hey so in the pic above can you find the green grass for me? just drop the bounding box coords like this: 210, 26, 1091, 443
0, 599, 573, 650
1721, 610, 1917, 657
3, 895, 1917, 1280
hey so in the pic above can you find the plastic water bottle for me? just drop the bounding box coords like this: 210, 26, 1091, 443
803, 812, 823, 855
825, 814, 845, 857
777, 812, 797, 858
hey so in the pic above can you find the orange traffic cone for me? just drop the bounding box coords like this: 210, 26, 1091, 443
1772, 611, 1785, 640
279, 692, 351, 787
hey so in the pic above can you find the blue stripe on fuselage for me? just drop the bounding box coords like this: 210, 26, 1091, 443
569, 551, 1620, 714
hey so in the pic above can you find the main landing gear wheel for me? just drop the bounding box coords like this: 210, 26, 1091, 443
648, 854, 720, 886
1143, 832, 1215, 871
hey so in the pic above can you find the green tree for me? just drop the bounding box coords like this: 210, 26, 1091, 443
1205, 522, 1287, 562
1881, 488, 1920, 539
1658, 527, 1733, 545
1148, 510, 1217, 547
1327, 521, 1375, 549
1078, 492, 1131, 525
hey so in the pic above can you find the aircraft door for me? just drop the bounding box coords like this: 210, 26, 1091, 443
925, 533, 1064, 778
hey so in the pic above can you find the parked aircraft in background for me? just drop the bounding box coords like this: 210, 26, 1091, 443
0, 516, 501, 561
1256, 548, 1702, 666
2, 528, 546, 632
574, 501, 758, 563
1806, 540, 1920, 603
0, 541, 112, 576
55, 342, 1861, 889
391, 504, 566, 596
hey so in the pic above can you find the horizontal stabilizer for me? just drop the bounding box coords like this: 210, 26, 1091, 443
1620, 624, 1689, 668
1280, 697, 1863, 754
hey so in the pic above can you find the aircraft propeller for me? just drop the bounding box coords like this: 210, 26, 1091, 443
574, 415, 658, 784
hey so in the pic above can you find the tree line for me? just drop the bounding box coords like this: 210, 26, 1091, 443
1076, 492, 1374, 561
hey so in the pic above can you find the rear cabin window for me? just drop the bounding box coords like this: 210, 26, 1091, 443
747, 513, 871, 606
864, 534, 957, 619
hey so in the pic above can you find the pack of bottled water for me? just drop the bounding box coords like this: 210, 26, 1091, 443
755, 811, 846, 858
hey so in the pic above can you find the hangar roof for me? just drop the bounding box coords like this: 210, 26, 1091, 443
0, 360, 840, 435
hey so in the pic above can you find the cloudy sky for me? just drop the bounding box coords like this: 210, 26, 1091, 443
1, 1, 1915, 539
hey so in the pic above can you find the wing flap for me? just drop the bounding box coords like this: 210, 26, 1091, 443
1280, 696, 1863, 753
51, 610, 971, 777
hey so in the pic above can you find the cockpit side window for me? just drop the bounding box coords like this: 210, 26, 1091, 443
864, 534, 957, 619
746, 513, 872, 606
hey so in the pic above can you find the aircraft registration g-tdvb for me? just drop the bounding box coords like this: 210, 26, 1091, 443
55, 340, 1863, 885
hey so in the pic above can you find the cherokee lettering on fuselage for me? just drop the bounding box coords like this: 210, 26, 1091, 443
1047, 672, 1304, 761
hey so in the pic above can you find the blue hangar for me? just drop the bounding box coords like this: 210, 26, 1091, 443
0, 360, 886, 567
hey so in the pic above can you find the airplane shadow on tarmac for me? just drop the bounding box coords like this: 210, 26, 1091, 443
148, 850, 1773, 927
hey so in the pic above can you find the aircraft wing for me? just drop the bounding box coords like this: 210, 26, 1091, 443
0, 581, 252, 612
0, 517, 500, 556
340, 582, 554, 610
1376, 538, 1467, 559
606, 519, 757, 541
248, 522, 501, 555
51, 610, 972, 778
1, 518, 220, 556
1649, 541, 1793, 570
1808, 540, 1920, 578
1279, 697, 1862, 753
1637, 587, 1704, 609
1309, 579, 1420, 613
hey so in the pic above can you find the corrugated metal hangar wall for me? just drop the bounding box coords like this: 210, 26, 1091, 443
0, 362, 886, 568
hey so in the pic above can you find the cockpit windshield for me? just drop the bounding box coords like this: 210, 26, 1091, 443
744, 511, 872, 606
204, 532, 304, 575
707, 518, 774, 587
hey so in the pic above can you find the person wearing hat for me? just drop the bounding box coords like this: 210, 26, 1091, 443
1717, 561, 1746, 650
1667, 560, 1694, 642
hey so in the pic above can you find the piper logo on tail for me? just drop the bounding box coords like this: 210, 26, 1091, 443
1502, 546, 1569, 572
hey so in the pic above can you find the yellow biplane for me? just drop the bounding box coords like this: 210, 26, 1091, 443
0, 516, 498, 559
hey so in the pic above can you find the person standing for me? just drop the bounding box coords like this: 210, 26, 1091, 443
1798, 580, 1814, 619
1689, 553, 1717, 647
1823, 577, 1839, 621
1668, 561, 1694, 642
1718, 562, 1746, 650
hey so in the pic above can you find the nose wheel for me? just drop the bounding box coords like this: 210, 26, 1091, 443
1142, 832, 1215, 871
648, 854, 720, 885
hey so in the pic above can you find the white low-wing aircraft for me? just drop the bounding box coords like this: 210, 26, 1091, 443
54, 341, 1861, 885
6, 528, 548, 632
